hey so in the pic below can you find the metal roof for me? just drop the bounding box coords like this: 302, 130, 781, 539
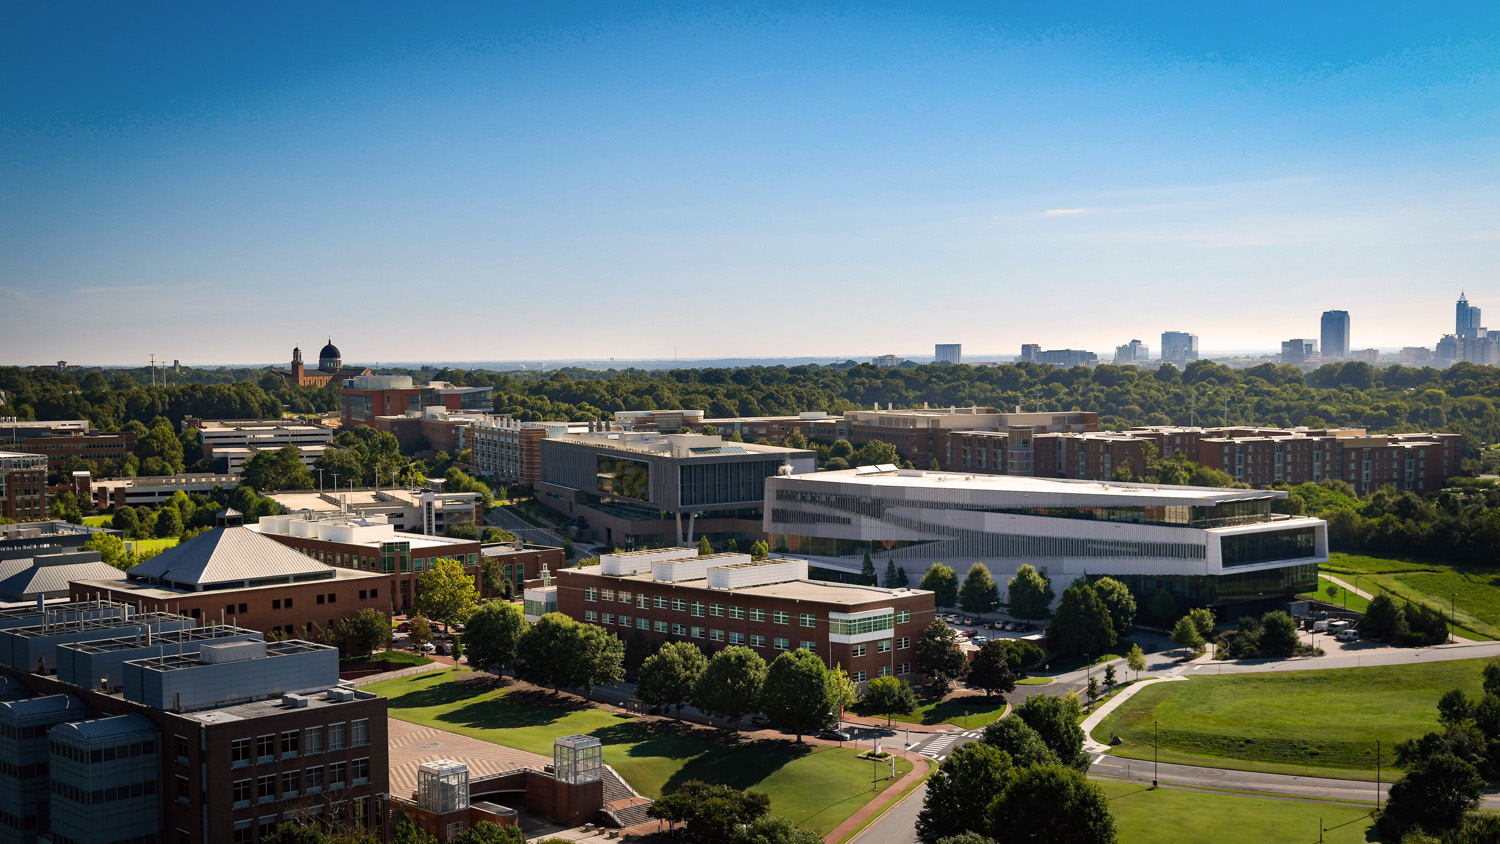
51, 713, 158, 744
127, 527, 336, 588
0, 557, 124, 601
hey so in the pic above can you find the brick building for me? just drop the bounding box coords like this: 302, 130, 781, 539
340, 375, 426, 429
0, 451, 48, 522
554, 549, 935, 688
0, 420, 137, 475
0, 599, 385, 844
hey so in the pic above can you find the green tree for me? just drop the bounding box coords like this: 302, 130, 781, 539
82, 531, 133, 570
730, 815, 824, 844
750, 540, 769, 561
1046, 583, 1116, 658
480, 557, 515, 601
1258, 610, 1300, 657
415, 557, 480, 629
920, 563, 959, 608
1090, 577, 1136, 638
1014, 694, 1089, 771
1146, 589, 1178, 627
135, 424, 186, 475
883, 559, 904, 588
1104, 664, 1117, 689
637, 641, 709, 720
958, 563, 1000, 617
916, 742, 1013, 843
451, 821, 524, 844
407, 613, 433, 651
987, 764, 1118, 844
916, 620, 968, 697
240, 444, 314, 492
1006, 564, 1054, 620
698, 536, 714, 556
1187, 607, 1216, 640
761, 649, 834, 742
966, 641, 1016, 697
515, 613, 623, 697
391, 823, 439, 844
110, 505, 140, 536
861, 676, 919, 726
692, 645, 767, 731
860, 551, 878, 586
464, 600, 528, 673
1170, 616, 1204, 652
332, 608, 390, 656
852, 440, 901, 467
1363, 593, 1409, 642
979, 716, 1058, 768
1379, 753, 1484, 839
451, 634, 463, 662
153, 505, 183, 538
650, 781, 770, 844
1126, 643, 1146, 680
892, 559, 909, 587
826, 664, 860, 715
262, 822, 328, 844
1437, 690, 1473, 727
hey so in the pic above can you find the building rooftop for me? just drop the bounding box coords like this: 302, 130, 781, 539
126, 527, 340, 589
780, 467, 1285, 504
561, 564, 929, 607
0, 551, 124, 600
549, 431, 811, 460
249, 514, 476, 551
266, 487, 480, 514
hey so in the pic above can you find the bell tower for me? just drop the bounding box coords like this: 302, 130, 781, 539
291, 346, 304, 382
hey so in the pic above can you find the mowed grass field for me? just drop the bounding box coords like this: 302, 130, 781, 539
367, 668, 912, 835
1323, 552, 1500, 640
852, 694, 1008, 728
1098, 780, 1375, 844
1299, 575, 1371, 613
1093, 659, 1489, 781
127, 537, 178, 556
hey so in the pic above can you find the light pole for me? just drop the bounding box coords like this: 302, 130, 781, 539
1376, 739, 1381, 808
1153, 720, 1158, 787
1451, 593, 1457, 643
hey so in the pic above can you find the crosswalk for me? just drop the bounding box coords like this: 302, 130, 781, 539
917, 731, 984, 759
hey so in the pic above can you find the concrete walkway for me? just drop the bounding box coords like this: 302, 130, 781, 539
1323, 574, 1375, 600
346, 659, 448, 687
825, 748, 931, 844
1080, 676, 1186, 753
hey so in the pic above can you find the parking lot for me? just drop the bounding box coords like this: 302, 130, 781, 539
935, 612, 1041, 646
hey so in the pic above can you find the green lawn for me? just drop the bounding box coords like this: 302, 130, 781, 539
1300, 575, 1371, 613
82, 516, 112, 527
853, 694, 1008, 728
367, 669, 912, 835
1098, 780, 1376, 844
1322, 552, 1500, 640
127, 537, 178, 556
1016, 677, 1054, 686
1093, 659, 1489, 781
1043, 640, 1141, 674
340, 651, 433, 669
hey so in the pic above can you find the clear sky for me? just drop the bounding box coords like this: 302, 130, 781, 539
3, 2, 1499, 365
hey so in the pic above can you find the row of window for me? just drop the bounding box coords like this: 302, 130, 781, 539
228, 720, 368, 767
229, 796, 372, 843
582, 591, 913, 629
230, 759, 369, 808
581, 611, 912, 656
50, 737, 156, 765
52, 776, 157, 807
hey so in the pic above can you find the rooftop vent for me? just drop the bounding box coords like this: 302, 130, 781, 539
282, 693, 308, 708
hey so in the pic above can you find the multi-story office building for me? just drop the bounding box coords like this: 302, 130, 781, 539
1457, 293, 1483, 339
613, 410, 703, 432
421, 381, 494, 412
1349, 348, 1380, 364
1018, 344, 1041, 363
537, 432, 815, 548
91, 473, 240, 510
0, 599, 386, 844
941, 412, 1102, 474
555, 549, 935, 687
1320, 311, 1351, 361
934, 344, 962, 365
1032, 349, 1098, 367
1280, 339, 1319, 365
764, 467, 1327, 609
1114, 340, 1148, 364
871, 355, 903, 368
469, 416, 564, 485
188, 419, 334, 475
0, 452, 48, 522
0, 419, 136, 475
266, 487, 481, 536
340, 375, 426, 428
1160, 331, 1199, 366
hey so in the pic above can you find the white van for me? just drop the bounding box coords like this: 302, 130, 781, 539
1335, 629, 1360, 642
1313, 619, 1330, 633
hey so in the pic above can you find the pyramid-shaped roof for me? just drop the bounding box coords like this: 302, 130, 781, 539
127, 527, 334, 590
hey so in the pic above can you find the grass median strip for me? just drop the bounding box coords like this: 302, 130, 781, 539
368, 668, 911, 835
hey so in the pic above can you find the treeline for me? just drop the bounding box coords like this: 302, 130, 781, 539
1276, 479, 1500, 565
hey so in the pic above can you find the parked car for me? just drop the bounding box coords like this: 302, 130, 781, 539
1335, 629, 1361, 642
972, 635, 989, 644
417, 642, 437, 653
750, 714, 772, 728
396, 622, 411, 632
965, 628, 979, 638
435, 643, 451, 656
819, 729, 852, 742
1313, 619, 1331, 633
963, 617, 977, 625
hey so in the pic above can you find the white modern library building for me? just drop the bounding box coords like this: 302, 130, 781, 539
763, 466, 1327, 609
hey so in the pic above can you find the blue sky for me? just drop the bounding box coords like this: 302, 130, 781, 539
2, 2, 1498, 365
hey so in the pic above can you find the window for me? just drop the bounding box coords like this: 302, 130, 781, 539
773, 637, 789, 650
750, 634, 766, 648
851, 644, 866, 658
232, 779, 252, 808
601, 589, 615, 602
174, 734, 189, 763
672, 598, 687, 612
305, 726, 323, 755
690, 626, 704, 638
257, 773, 276, 803
896, 610, 911, 624
351, 719, 369, 747
281, 730, 300, 757
255, 734, 276, 761
749, 608, 766, 622
176, 775, 190, 805
272, 599, 281, 610
619, 591, 632, 604
897, 637, 910, 650
638, 595, 649, 608
305, 766, 324, 793
654, 621, 668, 633
231, 738, 251, 767
729, 632, 745, 644
654, 596, 668, 609
584, 587, 597, 602
584, 610, 598, 623
897, 663, 911, 676
639, 618, 651, 630
690, 601, 704, 617
234, 821, 253, 844
358, 590, 367, 600
773, 611, 789, 625
602, 613, 615, 625
709, 629, 724, 641
281, 769, 301, 798
877, 639, 891, 653
328, 722, 347, 751
619, 615, 632, 627
709, 603, 723, 617
878, 665, 891, 678
672, 624, 687, 636
800, 613, 815, 628
852, 671, 866, 683
801, 641, 816, 652
353, 757, 370, 785
317, 594, 325, 605
329, 761, 347, 789
729, 606, 744, 620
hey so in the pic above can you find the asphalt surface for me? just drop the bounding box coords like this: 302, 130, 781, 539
485, 506, 569, 547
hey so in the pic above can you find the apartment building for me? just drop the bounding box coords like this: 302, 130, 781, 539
0, 599, 385, 843
0, 452, 48, 522
0, 419, 136, 474
555, 549, 935, 687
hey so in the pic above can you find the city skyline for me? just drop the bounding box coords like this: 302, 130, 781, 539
3, 3, 1498, 364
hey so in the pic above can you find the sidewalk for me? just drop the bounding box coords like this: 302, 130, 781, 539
824, 747, 931, 843
1323, 574, 1375, 600
1080, 676, 1186, 753
346, 658, 449, 687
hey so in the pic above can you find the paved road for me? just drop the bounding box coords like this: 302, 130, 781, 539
486, 506, 568, 547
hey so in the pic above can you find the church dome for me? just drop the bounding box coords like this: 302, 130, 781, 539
318, 339, 342, 372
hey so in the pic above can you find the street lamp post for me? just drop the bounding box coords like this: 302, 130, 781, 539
1153, 720, 1158, 787
1451, 593, 1457, 643
1376, 739, 1381, 808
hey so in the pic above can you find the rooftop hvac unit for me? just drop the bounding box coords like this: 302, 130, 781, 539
282, 694, 308, 708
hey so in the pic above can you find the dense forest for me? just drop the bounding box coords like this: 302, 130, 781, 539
7, 359, 1500, 466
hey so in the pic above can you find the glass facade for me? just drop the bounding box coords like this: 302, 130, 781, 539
772, 489, 1277, 529
774, 531, 1204, 561
679, 459, 787, 507
596, 455, 651, 502
1111, 563, 1318, 606
1221, 528, 1316, 567
827, 613, 895, 637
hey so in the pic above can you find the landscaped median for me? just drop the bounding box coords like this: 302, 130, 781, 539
366, 668, 913, 836
850, 693, 1009, 728
1091, 658, 1491, 781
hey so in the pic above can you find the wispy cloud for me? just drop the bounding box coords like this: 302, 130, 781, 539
0, 287, 36, 304
1043, 208, 1089, 216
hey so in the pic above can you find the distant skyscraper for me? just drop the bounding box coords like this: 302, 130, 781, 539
1019, 344, 1040, 363
1320, 311, 1350, 361
1160, 331, 1199, 366
934, 344, 962, 365
1281, 339, 1319, 365
1114, 339, 1148, 363
1457, 293, 1483, 339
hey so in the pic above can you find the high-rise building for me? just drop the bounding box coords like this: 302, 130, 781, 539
1160, 332, 1199, 366
1114, 340, 1148, 364
934, 344, 962, 365
1320, 311, 1350, 361
1019, 344, 1040, 362
1457, 293, 1483, 339
1280, 339, 1320, 365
